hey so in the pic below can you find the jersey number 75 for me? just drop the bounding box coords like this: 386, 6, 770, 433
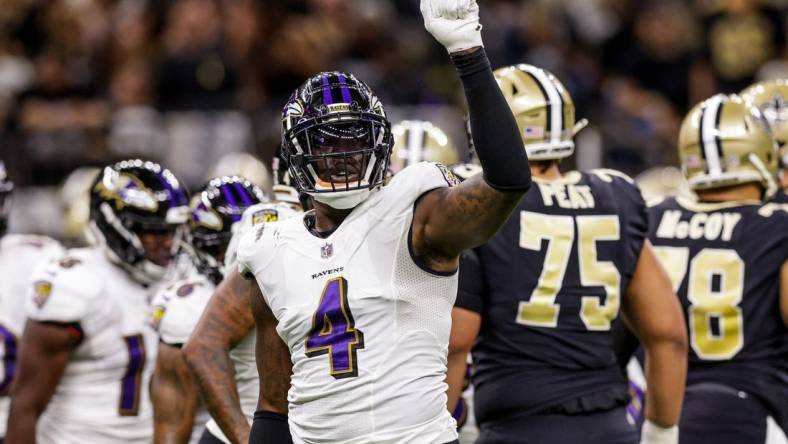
517, 212, 621, 331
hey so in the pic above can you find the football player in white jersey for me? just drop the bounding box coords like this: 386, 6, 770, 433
151, 176, 265, 444
0, 160, 65, 441
182, 153, 305, 444
232, 1, 533, 443
183, 194, 303, 444
7, 159, 189, 443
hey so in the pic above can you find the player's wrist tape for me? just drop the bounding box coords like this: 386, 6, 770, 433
640, 420, 678, 444
452, 48, 531, 192
250, 410, 292, 444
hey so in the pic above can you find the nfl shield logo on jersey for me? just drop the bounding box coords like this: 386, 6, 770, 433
321, 243, 333, 259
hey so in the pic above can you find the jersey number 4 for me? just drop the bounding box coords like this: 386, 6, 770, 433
305, 277, 365, 379
517, 212, 621, 330
653, 247, 744, 360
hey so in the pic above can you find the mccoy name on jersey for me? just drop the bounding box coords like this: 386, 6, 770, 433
647, 196, 788, 426
237, 162, 460, 444
25, 248, 157, 443
456, 170, 648, 424
0, 234, 64, 436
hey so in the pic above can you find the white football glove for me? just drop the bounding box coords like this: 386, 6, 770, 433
420, 0, 483, 53
640, 420, 678, 444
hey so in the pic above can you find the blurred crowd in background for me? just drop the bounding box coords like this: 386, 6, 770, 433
0, 0, 786, 240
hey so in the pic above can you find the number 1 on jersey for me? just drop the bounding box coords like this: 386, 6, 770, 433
119, 334, 146, 416
305, 277, 365, 379
0, 324, 16, 395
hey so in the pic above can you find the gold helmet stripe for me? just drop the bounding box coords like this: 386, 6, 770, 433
699, 94, 725, 176
521, 65, 563, 145
406, 120, 426, 166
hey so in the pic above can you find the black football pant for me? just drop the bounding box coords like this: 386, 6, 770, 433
476, 406, 637, 444
679, 383, 771, 444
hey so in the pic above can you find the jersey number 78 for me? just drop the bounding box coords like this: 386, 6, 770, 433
652, 247, 744, 360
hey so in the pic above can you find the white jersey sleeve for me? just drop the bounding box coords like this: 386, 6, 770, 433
369, 161, 459, 219
150, 275, 214, 346
25, 251, 102, 324
0, 234, 64, 437
225, 201, 303, 274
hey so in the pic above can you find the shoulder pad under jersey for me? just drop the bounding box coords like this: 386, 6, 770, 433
151, 276, 214, 345
370, 161, 458, 219
25, 248, 103, 323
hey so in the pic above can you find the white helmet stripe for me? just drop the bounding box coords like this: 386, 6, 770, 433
527, 67, 563, 144
407, 121, 425, 166
700, 95, 725, 176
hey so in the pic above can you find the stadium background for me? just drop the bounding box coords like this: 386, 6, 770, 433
0, 0, 786, 242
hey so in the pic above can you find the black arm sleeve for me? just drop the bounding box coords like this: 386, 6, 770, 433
452, 48, 531, 192
455, 249, 485, 314
249, 410, 292, 444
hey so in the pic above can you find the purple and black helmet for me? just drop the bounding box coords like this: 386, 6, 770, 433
189, 175, 264, 284
89, 159, 189, 283
281, 71, 393, 195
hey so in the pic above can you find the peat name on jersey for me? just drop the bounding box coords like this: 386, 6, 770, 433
654, 210, 741, 241
536, 182, 595, 209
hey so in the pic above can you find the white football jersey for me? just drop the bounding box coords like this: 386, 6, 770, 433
0, 234, 64, 436
150, 267, 213, 444
205, 201, 303, 443
237, 162, 460, 444
25, 247, 158, 443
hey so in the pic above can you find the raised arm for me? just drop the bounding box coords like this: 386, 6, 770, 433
183, 272, 256, 444
152, 343, 199, 444
414, 1, 530, 271
7, 321, 80, 444
246, 272, 293, 444
622, 240, 688, 443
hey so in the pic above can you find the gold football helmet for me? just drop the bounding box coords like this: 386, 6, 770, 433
678, 94, 778, 194
390, 120, 459, 174
635, 166, 693, 202
61, 167, 101, 244
740, 79, 788, 183
208, 152, 272, 196
493, 64, 587, 161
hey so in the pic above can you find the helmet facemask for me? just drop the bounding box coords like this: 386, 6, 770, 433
287, 115, 390, 197
187, 176, 264, 283
0, 162, 11, 237
189, 229, 230, 285
282, 72, 393, 209
89, 203, 185, 285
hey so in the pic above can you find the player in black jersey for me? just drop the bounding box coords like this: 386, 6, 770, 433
741, 79, 788, 203
648, 93, 788, 443
448, 64, 688, 444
